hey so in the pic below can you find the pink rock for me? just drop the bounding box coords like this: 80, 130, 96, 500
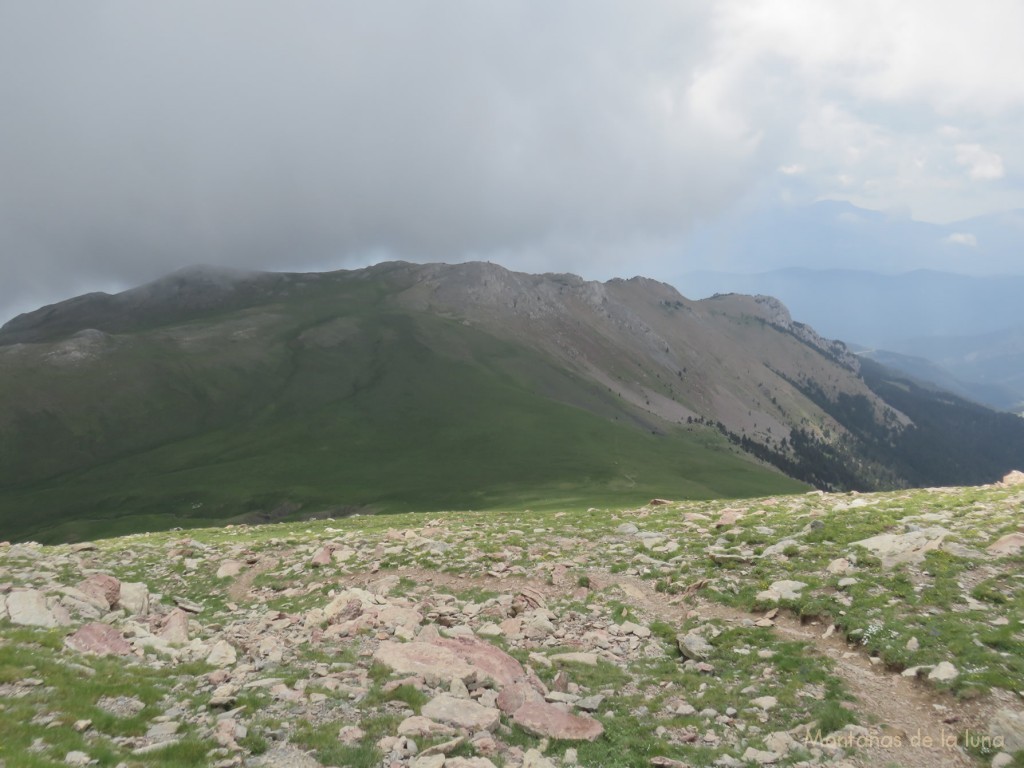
715, 508, 744, 527
375, 635, 533, 690
374, 641, 477, 684
65, 622, 133, 656
496, 681, 544, 714
310, 545, 333, 567
430, 636, 529, 689
511, 700, 604, 741
77, 574, 121, 610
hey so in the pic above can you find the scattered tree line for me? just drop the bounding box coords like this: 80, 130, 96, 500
690, 359, 1024, 492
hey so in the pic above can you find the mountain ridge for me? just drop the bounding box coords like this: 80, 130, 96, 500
678, 266, 1024, 411
2, 261, 1023, 543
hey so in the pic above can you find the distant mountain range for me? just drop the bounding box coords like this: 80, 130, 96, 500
678, 268, 1024, 412
3, 261, 1024, 543
671, 199, 1024, 412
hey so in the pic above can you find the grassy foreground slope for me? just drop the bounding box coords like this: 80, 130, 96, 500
1, 481, 1022, 767
0, 274, 802, 543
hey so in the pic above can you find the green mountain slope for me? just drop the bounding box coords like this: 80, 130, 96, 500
0, 268, 802, 542
3, 261, 1023, 544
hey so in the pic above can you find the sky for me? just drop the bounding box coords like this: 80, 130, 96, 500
2, 1, 1024, 322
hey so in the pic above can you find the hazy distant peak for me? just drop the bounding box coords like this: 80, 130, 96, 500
126, 264, 263, 296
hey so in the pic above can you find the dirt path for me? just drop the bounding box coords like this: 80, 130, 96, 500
588, 571, 993, 768
328, 565, 1001, 767
232, 557, 1008, 767
227, 555, 282, 602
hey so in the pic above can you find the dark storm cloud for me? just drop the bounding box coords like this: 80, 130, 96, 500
0, 1, 771, 320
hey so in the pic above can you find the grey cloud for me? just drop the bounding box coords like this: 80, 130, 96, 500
0, 1, 772, 321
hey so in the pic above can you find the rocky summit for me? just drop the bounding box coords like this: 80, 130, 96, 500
2, 478, 1024, 768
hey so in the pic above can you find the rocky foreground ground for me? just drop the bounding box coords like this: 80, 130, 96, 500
2, 478, 1024, 768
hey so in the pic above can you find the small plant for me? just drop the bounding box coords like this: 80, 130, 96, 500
813, 700, 858, 735
238, 730, 269, 755
363, 683, 427, 712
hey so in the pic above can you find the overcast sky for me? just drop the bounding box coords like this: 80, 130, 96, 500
2, 1, 1023, 321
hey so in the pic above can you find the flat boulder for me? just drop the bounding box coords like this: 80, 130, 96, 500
421, 693, 500, 732
65, 622, 133, 656
762, 580, 807, 601
715, 508, 744, 527
215, 560, 243, 579
511, 700, 603, 741
7, 589, 62, 627
377, 605, 423, 632
853, 527, 950, 569
987, 533, 1024, 557
374, 641, 477, 685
